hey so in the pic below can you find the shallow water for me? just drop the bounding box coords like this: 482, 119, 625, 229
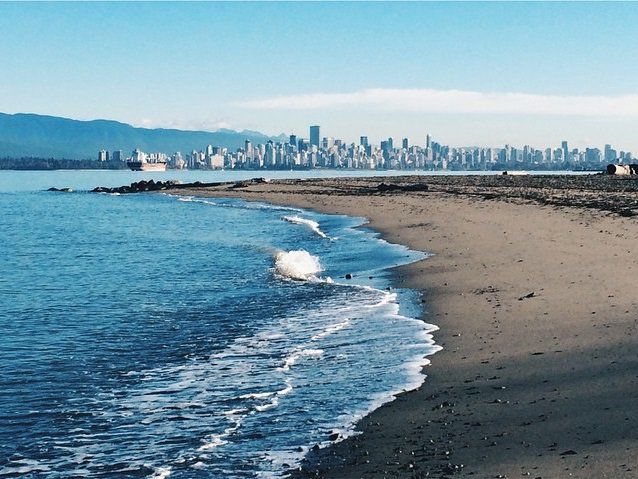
0, 171, 440, 478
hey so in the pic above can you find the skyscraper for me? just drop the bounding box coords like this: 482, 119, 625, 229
245, 140, 253, 162
586, 148, 602, 164
289, 134, 297, 149
360, 136, 369, 147
604, 144, 617, 163
561, 141, 569, 162
402, 138, 409, 150
309, 125, 320, 147
426, 134, 431, 149
265, 141, 275, 167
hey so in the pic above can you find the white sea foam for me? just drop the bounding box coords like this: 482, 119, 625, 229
311, 319, 351, 340
278, 348, 324, 372
223, 408, 250, 417
277, 380, 294, 397
273, 250, 322, 281
150, 466, 172, 479
254, 397, 280, 412
281, 215, 329, 239
247, 203, 303, 213
198, 417, 245, 452
177, 196, 217, 206
237, 381, 292, 414
238, 391, 276, 400
364, 290, 398, 309
175, 195, 302, 213
198, 435, 228, 451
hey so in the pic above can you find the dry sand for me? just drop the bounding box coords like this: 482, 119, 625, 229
168, 175, 638, 478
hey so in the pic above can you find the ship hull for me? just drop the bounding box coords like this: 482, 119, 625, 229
127, 161, 167, 172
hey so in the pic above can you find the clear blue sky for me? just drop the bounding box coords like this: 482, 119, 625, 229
1, 2, 637, 151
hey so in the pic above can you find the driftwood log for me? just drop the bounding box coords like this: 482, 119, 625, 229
607, 164, 638, 175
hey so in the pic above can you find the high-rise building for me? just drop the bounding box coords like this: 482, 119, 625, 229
98, 150, 108, 162
561, 141, 569, 162
172, 152, 185, 169
309, 125, 320, 147
265, 141, 275, 167
111, 150, 123, 162
360, 136, 369, 147
289, 134, 297, 149
131, 149, 147, 163
545, 148, 553, 163
322, 137, 334, 149
402, 138, 409, 150
586, 148, 601, 164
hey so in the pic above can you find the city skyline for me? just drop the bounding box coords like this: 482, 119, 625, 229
1, 3, 637, 151
99, 123, 633, 172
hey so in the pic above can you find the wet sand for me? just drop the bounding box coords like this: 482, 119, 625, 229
167, 175, 638, 478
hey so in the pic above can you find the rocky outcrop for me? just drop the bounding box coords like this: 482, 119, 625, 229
89, 177, 272, 194
90, 179, 182, 194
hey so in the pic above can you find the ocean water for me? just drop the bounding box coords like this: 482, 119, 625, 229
0, 171, 440, 478
0, 168, 460, 193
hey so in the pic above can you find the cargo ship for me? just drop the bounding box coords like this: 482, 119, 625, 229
127, 161, 167, 171
127, 148, 167, 171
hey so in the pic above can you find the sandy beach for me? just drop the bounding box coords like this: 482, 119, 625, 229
167, 175, 638, 478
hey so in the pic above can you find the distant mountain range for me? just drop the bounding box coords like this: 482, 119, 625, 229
0, 113, 286, 160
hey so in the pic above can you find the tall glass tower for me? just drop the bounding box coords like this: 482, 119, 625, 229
309, 125, 320, 147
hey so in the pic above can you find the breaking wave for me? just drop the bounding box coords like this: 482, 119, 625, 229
282, 215, 329, 239
6, 192, 440, 479
175, 195, 302, 212
274, 250, 323, 281
278, 348, 324, 372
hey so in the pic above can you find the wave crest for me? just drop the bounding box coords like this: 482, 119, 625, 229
274, 250, 322, 281
282, 215, 329, 239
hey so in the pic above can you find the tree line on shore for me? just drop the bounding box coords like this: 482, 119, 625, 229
0, 157, 128, 170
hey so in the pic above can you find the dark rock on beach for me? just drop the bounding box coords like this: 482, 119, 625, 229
89, 177, 275, 195
231, 178, 271, 189
89, 179, 182, 194
376, 182, 429, 193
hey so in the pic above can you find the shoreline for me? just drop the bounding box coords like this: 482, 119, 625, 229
164, 175, 638, 478
170, 191, 443, 461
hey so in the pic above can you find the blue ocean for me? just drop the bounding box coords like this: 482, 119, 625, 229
0, 171, 439, 478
